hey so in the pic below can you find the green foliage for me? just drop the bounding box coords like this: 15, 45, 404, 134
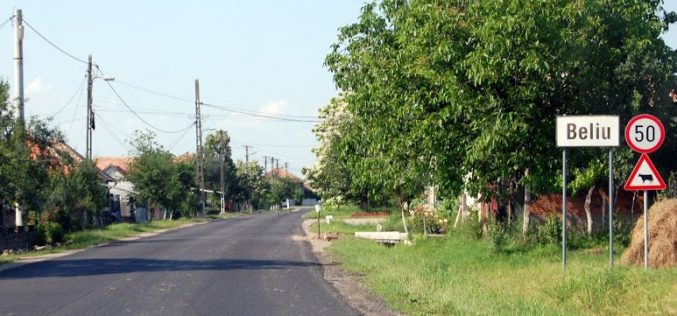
46, 160, 107, 230
36, 222, 64, 245
534, 216, 563, 246
127, 130, 195, 217
330, 234, 677, 316
319, 0, 677, 211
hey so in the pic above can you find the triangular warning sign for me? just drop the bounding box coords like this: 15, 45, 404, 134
624, 154, 666, 191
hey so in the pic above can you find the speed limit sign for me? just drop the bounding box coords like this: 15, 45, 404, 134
625, 114, 665, 153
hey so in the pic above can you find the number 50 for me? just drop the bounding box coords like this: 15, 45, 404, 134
634, 124, 656, 142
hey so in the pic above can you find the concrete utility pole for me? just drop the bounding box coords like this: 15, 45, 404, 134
194, 79, 205, 216
263, 156, 270, 174
243, 145, 253, 165
219, 138, 225, 214
86, 55, 94, 160
13, 9, 25, 228
13, 9, 24, 123
284, 162, 288, 173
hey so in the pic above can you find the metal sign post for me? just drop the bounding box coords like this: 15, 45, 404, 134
562, 149, 567, 271
608, 150, 614, 268
644, 190, 648, 270
556, 115, 620, 271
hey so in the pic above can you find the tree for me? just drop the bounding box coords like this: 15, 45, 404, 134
203, 130, 238, 209
46, 160, 107, 230
127, 130, 176, 220
322, 0, 676, 236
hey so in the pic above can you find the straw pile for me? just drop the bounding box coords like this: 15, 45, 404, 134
621, 199, 677, 268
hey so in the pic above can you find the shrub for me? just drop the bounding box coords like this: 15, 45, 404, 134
535, 216, 562, 246
37, 222, 65, 245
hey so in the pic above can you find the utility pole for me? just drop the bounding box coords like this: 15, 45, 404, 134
86, 55, 94, 160
263, 156, 270, 174
243, 145, 253, 165
194, 79, 205, 216
13, 8, 24, 228
13, 9, 24, 123
285, 162, 289, 173
219, 137, 225, 214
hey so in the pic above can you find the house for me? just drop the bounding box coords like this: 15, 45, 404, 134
95, 156, 149, 223
265, 168, 319, 206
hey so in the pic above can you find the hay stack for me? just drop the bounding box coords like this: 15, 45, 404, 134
621, 199, 677, 268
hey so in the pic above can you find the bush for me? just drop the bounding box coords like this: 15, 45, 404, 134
454, 210, 483, 240
36, 222, 65, 245
535, 216, 562, 246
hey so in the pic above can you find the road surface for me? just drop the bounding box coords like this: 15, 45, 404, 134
0, 211, 358, 316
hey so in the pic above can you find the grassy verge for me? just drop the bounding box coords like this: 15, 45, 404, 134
302, 204, 364, 220
330, 234, 677, 315
1, 213, 239, 264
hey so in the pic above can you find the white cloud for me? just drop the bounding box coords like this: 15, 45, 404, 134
25, 77, 52, 95
259, 99, 287, 116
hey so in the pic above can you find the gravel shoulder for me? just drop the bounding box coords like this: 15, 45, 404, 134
300, 219, 403, 316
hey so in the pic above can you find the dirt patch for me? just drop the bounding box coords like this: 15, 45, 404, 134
300, 219, 403, 316
621, 199, 677, 268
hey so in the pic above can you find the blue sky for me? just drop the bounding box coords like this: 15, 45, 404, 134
0, 1, 676, 177
0, 1, 366, 177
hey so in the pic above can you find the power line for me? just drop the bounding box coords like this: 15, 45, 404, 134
201, 102, 320, 123
113, 79, 194, 103
102, 77, 196, 134
109, 80, 320, 122
46, 75, 87, 119
0, 16, 12, 30
94, 112, 131, 150
168, 122, 196, 151
23, 18, 88, 65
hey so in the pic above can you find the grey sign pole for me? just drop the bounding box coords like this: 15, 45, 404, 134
562, 149, 567, 271
644, 190, 649, 270
609, 150, 614, 267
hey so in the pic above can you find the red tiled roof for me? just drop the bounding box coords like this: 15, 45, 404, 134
95, 157, 133, 175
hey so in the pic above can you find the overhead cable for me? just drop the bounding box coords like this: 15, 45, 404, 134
102, 76, 196, 134
23, 18, 88, 65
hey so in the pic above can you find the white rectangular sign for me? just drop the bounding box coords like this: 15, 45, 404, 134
556, 115, 619, 147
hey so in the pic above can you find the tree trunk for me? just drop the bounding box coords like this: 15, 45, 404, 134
507, 201, 512, 225
397, 193, 409, 235
584, 186, 595, 235
480, 202, 488, 237
523, 180, 531, 235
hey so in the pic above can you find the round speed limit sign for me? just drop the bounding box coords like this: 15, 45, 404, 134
625, 114, 665, 153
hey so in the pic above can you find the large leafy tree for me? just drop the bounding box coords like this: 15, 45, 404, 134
322, 0, 676, 214
127, 130, 178, 219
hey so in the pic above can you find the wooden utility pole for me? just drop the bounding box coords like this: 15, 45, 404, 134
194, 79, 205, 216
86, 55, 94, 160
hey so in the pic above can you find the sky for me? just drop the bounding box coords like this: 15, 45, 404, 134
0, 1, 367, 177
0, 1, 676, 178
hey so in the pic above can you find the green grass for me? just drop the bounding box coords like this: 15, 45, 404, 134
302, 204, 364, 220
1, 213, 240, 264
330, 234, 677, 315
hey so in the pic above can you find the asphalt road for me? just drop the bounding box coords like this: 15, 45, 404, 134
0, 210, 358, 316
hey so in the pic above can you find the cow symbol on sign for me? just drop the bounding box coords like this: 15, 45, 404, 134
637, 174, 653, 183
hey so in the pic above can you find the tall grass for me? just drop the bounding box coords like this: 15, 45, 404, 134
330, 235, 677, 315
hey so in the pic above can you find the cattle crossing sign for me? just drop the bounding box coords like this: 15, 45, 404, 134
624, 154, 666, 191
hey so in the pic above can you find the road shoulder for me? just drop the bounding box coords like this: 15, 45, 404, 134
299, 219, 403, 316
